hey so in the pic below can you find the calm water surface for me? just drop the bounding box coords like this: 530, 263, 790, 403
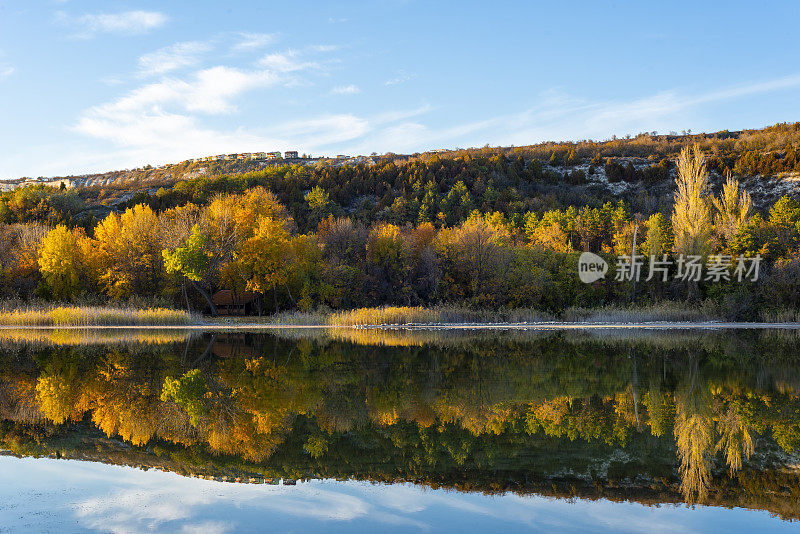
1, 327, 799, 532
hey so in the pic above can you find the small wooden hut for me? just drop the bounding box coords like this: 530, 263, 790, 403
211, 290, 258, 316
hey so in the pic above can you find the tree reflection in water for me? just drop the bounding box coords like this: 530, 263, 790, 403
1, 328, 800, 515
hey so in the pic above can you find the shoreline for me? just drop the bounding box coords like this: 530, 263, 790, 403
1, 321, 800, 330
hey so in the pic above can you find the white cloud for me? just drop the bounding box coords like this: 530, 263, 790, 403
49, 62, 800, 179
59, 10, 168, 38
232, 32, 277, 52
0, 64, 14, 79
277, 114, 372, 146
689, 74, 800, 106
138, 42, 212, 76
80, 66, 282, 122
257, 45, 339, 73
70, 62, 294, 167
258, 51, 319, 73
385, 70, 416, 86
331, 84, 361, 95
328, 75, 800, 156
308, 44, 340, 53
63, 42, 350, 171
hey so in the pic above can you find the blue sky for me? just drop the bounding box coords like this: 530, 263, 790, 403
1, 1, 799, 179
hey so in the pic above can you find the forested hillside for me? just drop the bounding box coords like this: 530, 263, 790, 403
1, 123, 800, 317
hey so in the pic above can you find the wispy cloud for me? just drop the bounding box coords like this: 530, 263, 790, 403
71, 58, 300, 167
331, 84, 361, 95
256, 45, 340, 75
330, 75, 800, 156
0, 64, 14, 80
385, 70, 416, 86
688, 74, 800, 106
138, 41, 212, 76
258, 51, 319, 73
308, 44, 340, 53
231, 32, 277, 52
65, 38, 356, 171
58, 10, 168, 38
58, 52, 800, 178
583, 75, 800, 136
78, 65, 282, 124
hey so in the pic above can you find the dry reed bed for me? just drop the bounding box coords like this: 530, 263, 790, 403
322, 304, 720, 327
0, 306, 197, 326
325, 306, 554, 326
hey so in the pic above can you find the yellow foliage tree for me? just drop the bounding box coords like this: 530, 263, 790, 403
238, 215, 294, 311
92, 204, 163, 298
713, 172, 752, 246
672, 145, 714, 257
37, 225, 85, 300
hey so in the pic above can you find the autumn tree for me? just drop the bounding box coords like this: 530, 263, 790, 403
37, 225, 85, 300
288, 234, 326, 311
201, 188, 292, 290
365, 223, 408, 303
439, 214, 509, 300
674, 361, 715, 503
408, 222, 440, 301
526, 211, 572, 253
161, 369, 207, 427
672, 145, 714, 258
238, 215, 294, 312
91, 204, 164, 298
1, 222, 47, 297
767, 195, 800, 256
713, 172, 752, 246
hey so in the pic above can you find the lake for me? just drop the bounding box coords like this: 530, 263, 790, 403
1, 327, 799, 532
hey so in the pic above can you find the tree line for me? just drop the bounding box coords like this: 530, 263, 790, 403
0, 145, 799, 316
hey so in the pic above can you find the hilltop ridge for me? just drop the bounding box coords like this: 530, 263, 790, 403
2, 122, 798, 225
3, 122, 799, 205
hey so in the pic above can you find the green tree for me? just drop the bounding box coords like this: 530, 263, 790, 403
642, 213, 673, 257
162, 224, 215, 313
161, 369, 207, 427
305, 186, 334, 227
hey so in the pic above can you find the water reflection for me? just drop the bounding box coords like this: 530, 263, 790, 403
6, 456, 797, 534
1, 328, 800, 518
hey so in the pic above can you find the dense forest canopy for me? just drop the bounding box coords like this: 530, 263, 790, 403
0, 124, 799, 316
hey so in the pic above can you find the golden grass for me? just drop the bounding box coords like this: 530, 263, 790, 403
0, 306, 198, 326
324, 305, 553, 326
327, 306, 437, 326
0, 328, 196, 346
322, 303, 720, 327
